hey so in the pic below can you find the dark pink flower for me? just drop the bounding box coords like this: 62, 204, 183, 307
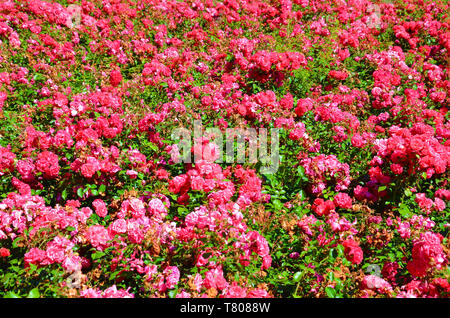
0, 247, 10, 257
36, 151, 60, 179
342, 239, 363, 265
0, 146, 16, 175
334, 192, 353, 209
407, 232, 446, 277
109, 69, 123, 87
329, 70, 348, 80
295, 98, 313, 117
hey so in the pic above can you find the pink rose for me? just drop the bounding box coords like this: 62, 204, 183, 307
329, 70, 348, 80
109, 69, 122, 87
36, 151, 60, 179
312, 198, 335, 216
46, 245, 66, 263
203, 267, 229, 290
62, 254, 82, 273
295, 98, 313, 117
86, 225, 111, 251
164, 266, 180, 290
334, 192, 353, 209
224, 282, 247, 298
351, 133, 365, 148
0, 146, 16, 175
109, 219, 127, 234
128, 198, 146, 219
169, 174, 189, 194
361, 275, 392, 293
92, 199, 108, 218
390, 163, 403, 175
247, 288, 270, 298
0, 247, 10, 257
24, 248, 47, 265
148, 198, 167, 218
407, 232, 446, 277
80, 157, 100, 178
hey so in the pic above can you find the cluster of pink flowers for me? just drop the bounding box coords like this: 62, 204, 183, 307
373, 123, 449, 179
0, 0, 448, 299
0, 146, 15, 176
360, 275, 393, 296
407, 232, 447, 278
300, 154, 351, 194
80, 285, 134, 298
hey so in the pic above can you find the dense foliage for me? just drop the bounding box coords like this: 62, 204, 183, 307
0, 0, 449, 298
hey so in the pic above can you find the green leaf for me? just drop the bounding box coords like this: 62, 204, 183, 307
168, 290, 177, 298
91, 251, 105, 260
77, 187, 84, 198
99, 184, 106, 193
293, 272, 302, 282
27, 288, 40, 298
378, 185, 386, 192
177, 206, 188, 215
325, 287, 337, 298
327, 272, 335, 282
202, 252, 212, 259
62, 189, 68, 201
397, 203, 412, 219
4, 292, 21, 298
12, 237, 24, 248
329, 248, 336, 260
336, 244, 344, 257
149, 142, 158, 152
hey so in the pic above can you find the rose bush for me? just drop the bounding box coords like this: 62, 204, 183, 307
0, 0, 448, 298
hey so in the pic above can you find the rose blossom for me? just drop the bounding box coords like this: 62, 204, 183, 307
342, 239, 363, 265
92, 199, 108, 218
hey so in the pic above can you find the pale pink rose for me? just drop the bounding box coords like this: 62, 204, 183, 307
62, 254, 82, 273
361, 275, 392, 293
126, 170, 138, 179
86, 225, 111, 250
128, 198, 146, 218
176, 291, 191, 298
164, 266, 180, 290
46, 245, 66, 263
147, 198, 167, 217
109, 219, 127, 234
203, 267, 228, 290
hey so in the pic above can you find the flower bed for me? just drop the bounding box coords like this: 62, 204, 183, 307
0, 0, 448, 298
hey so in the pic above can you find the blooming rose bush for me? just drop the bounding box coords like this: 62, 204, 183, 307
0, 0, 448, 298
